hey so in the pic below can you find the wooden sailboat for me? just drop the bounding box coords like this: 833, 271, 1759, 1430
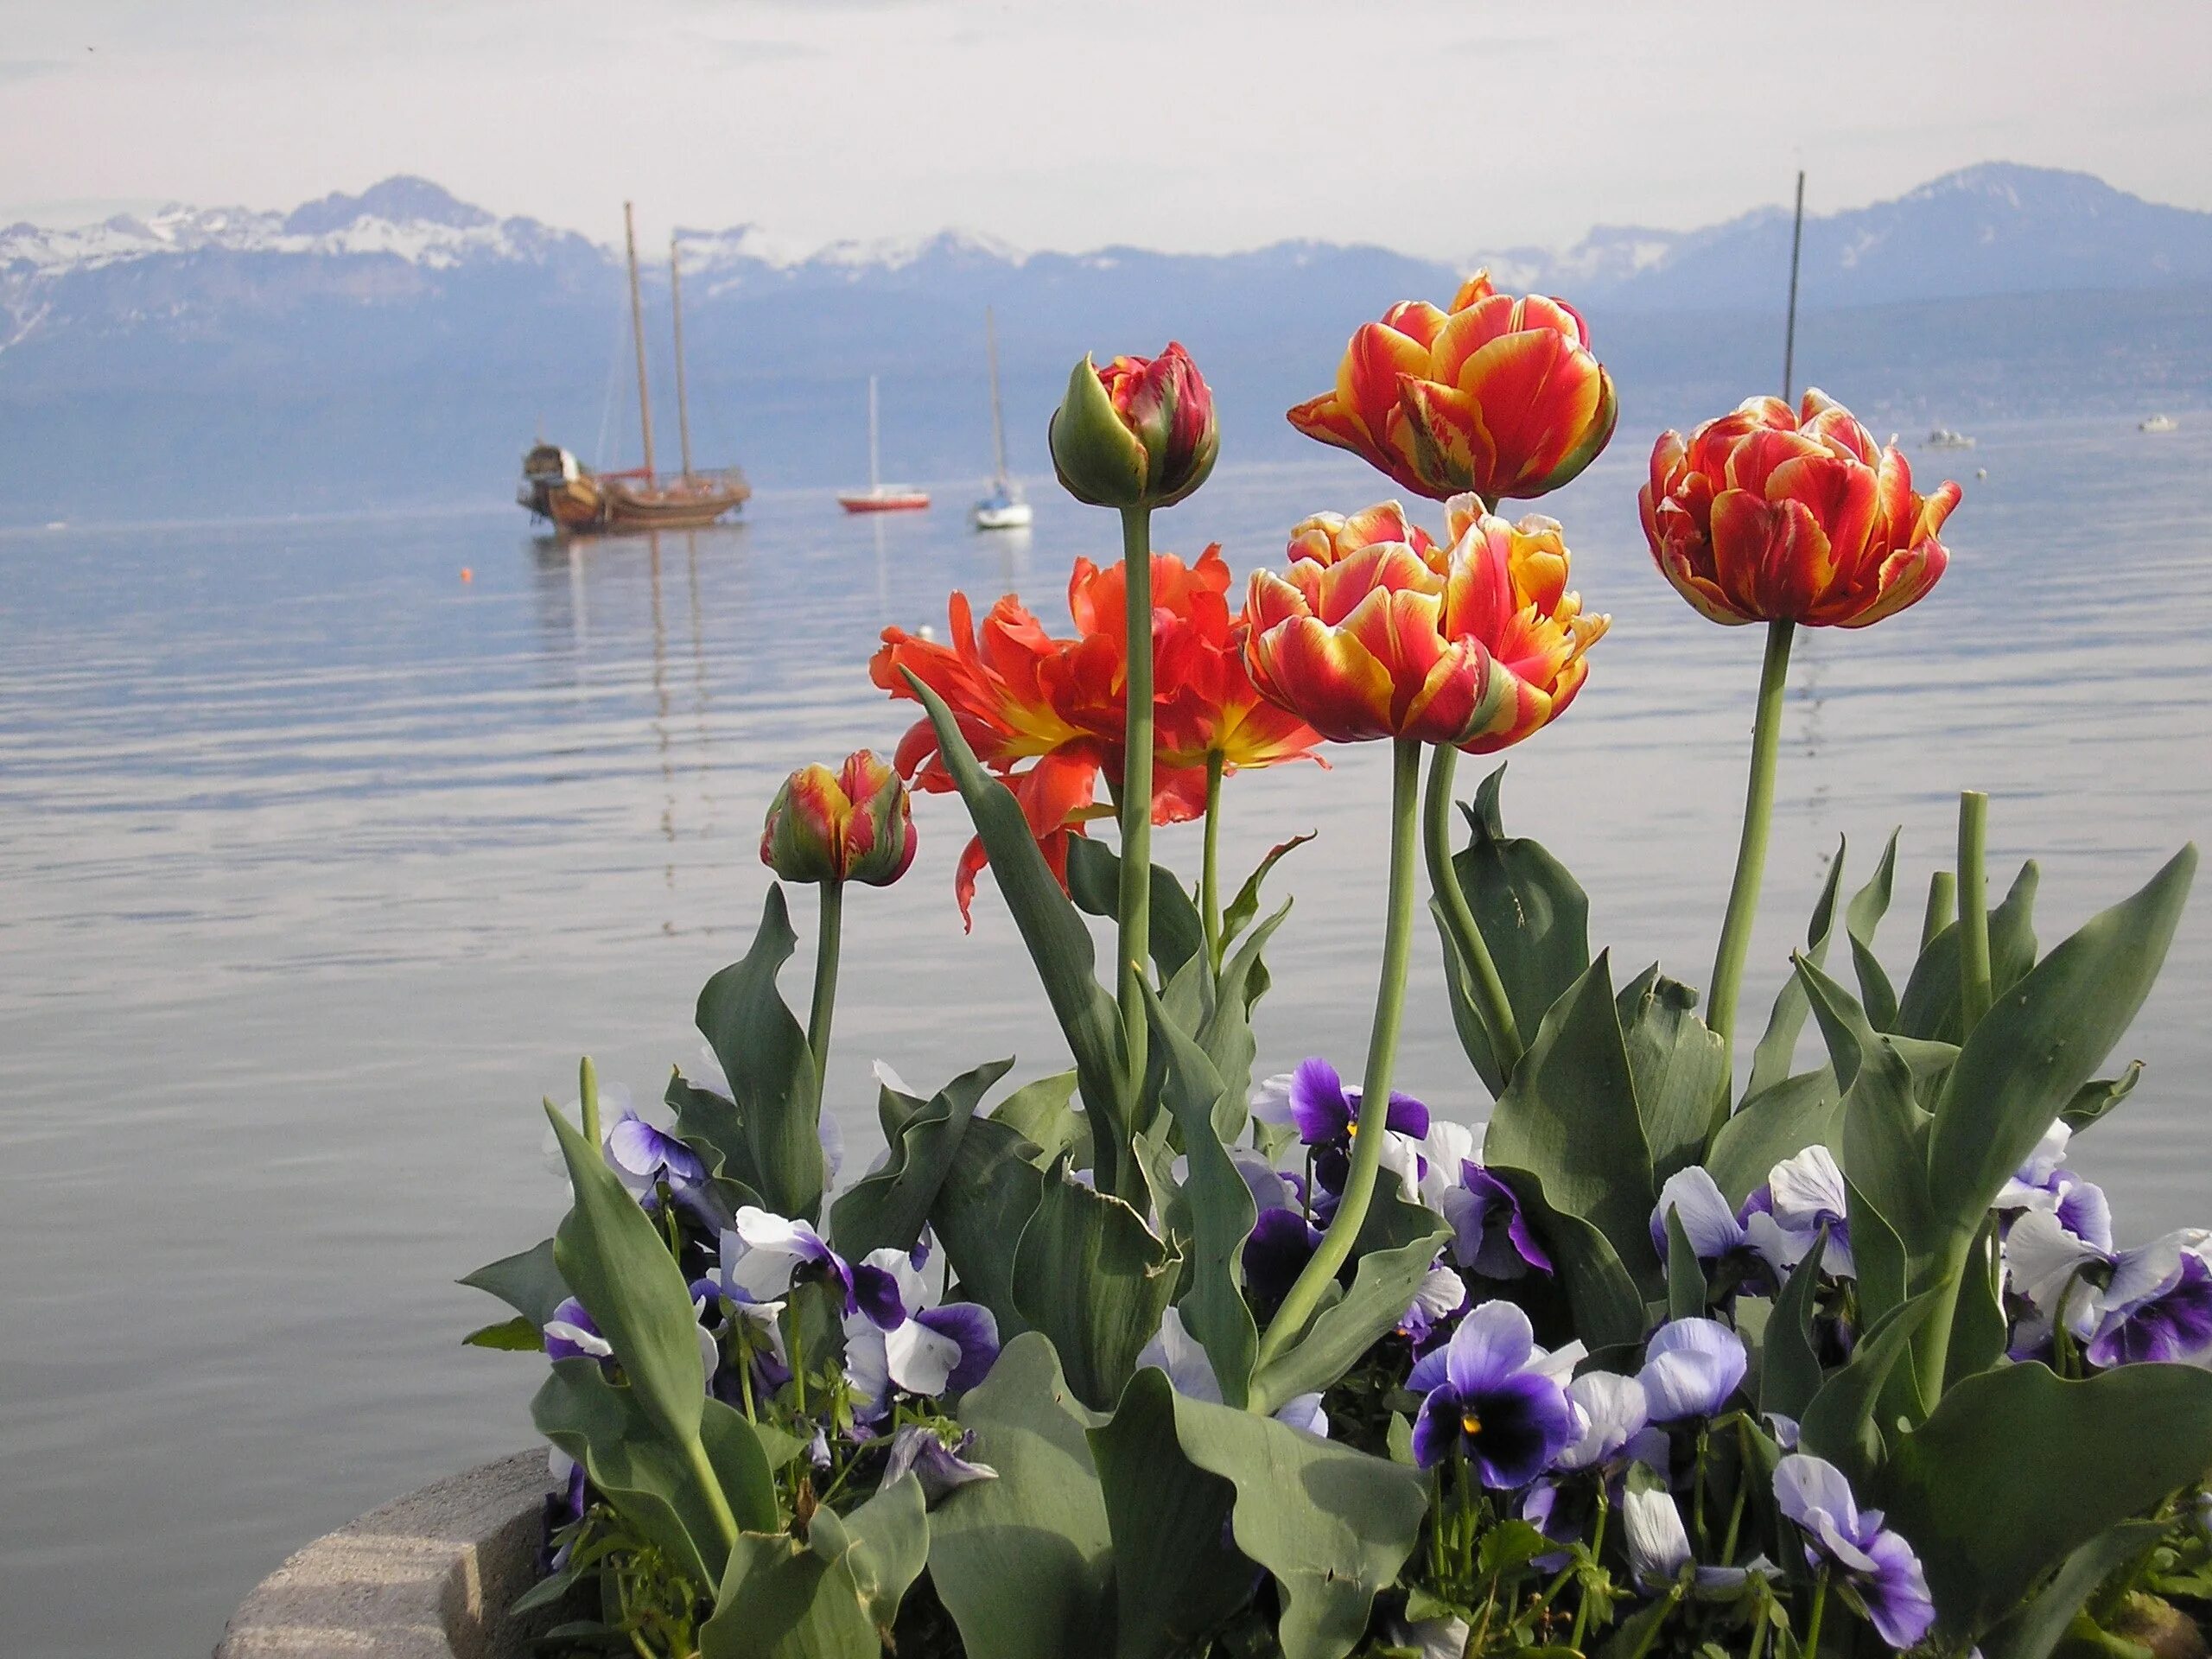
517, 203, 750, 534
837, 377, 931, 512
972, 307, 1032, 531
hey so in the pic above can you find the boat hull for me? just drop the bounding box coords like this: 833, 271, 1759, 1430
519, 463, 750, 537
974, 502, 1033, 530
838, 493, 931, 514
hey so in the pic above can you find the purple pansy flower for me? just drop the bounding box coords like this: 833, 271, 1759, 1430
1623, 1483, 1767, 1594
1650, 1166, 1782, 1294
842, 1249, 1001, 1422
1637, 1318, 1749, 1422
1553, 1371, 1660, 1473
1241, 1207, 1323, 1321
1998, 1122, 2114, 1251
1408, 1300, 1577, 1484
543, 1296, 613, 1364
1446, 1163, 1553, 1279
1399, 1262, 1471, 1345
2006, 1213, 2212, 1367
1255, 1058, 1430, 1207
1745, 1146, 1856, 1281
721, 1207, 855, 1311
881, 1424, 998, 1504
1774, 1453, 1936, 1649
605, 1109, 709, 1195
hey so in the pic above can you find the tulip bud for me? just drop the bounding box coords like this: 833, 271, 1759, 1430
760, 750, 917, 887
1049, 342, 1218, 510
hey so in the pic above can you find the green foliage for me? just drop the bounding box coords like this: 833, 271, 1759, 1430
461, 1236, 566, 1326
1884, 1363, 2212, 1635
698, 1482, 931, 1659
931, 1333, 1115, 1659
828, 1058, 1014, 1260
1437, 765, 1592, 1095
1249, 1229, 1448, 1414
1012, 1165, 1180, 1411
695, 887, 825, 1221
1616, 964, 1729, 1180
1485, 951, 1660, 1291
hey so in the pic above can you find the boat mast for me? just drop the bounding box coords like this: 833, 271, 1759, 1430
669, 235, 695, 480
1782, 169, 1806, 403
624, 201, 658, 480
868, 375, 881, 493
986, 307, 1009, 486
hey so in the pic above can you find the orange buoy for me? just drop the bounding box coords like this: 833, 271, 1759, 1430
461, 568, 474, 583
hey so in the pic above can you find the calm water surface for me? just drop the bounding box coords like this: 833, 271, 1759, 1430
3, 418, 2209, 1655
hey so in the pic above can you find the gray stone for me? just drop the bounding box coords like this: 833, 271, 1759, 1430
213, 1452, 556, 1659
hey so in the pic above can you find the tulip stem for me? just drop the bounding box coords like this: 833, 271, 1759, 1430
1708, 618, 1796, 1060
1117, 506, 1155, 1140
1202, 749, 1225, 970
579, 1055, 601, 1150
1957, 791, 1992, 1033
809, 881, 843, 1106
1422, 745, 1522, 1082
1256, 737, 1423, 1371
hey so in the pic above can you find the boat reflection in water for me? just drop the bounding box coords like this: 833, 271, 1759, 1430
518, 202, 749, 535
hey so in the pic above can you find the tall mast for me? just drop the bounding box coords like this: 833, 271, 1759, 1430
669, 234, 695, 480
1782, 169, 1806, 404
624, 201, 658, 480
868, 375, 881, 493
986, 306, 1009, 486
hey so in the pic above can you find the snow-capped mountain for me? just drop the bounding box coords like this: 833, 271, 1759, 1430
0, 163, 2206, 523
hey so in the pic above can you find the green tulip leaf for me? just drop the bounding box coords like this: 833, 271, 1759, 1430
1758, 1230, 1831, 1421
1250, 1226, 1447, 1414
1013, 1162, 1180, 1411
461, 1315, 543, 1351
1199, 900, 1292, 1135
2058, 1062, 2144, 1135
695, 887, 825, 1221
544, 1103, 709, 1452
1088, 1368, 1252, 1659
829, 1057, 1014, 1261
1883, 1361, 2212, 1635
1066, 835, 1207, 988
1983, 1520, 2171, 1659
1163, 1384, 1430, 1659
700, 1529, 880, 1659
1222, 832, 1315, 952
533, 1363, 779, 1590
1748, 838, 1848, 1097
837, 1474, 931, 1637
1484, 1170, 1650, 1352
989, 1069, 1086, 1166
1485, 951, 1658, 1289
1664, 1207, 1709, 1321
1706, 1069, 1842, 1211
460, 1236, 566, 1327
1928, 847, 2195, 1225
932, 1332, 1115, 1659
1897, 860, 2040, 1044
1440, 764, 1592, 1093
1616, 964, 1728, 1181
929, 1116, 1047, 1332
1796, 1285, 1942, 1485
1140, 981, 1258, 1407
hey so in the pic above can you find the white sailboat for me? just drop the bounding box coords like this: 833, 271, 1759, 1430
973, 308, 1033, 531
838, 377, 930, 513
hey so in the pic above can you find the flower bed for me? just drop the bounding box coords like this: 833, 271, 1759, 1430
461, 289, 2212, 1659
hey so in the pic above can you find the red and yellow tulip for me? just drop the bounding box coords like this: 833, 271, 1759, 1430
1287, 275, 1618, 503
760, 750, 918, 887
1050, 342, 1220, 511
872, 547, 1319, 924
1640, 390, 1961, 628
1243, 496, 1605, 750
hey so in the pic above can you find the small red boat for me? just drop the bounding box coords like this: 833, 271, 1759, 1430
838, 376, 931, 514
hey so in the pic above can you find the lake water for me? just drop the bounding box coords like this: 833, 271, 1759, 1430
3, 417, 2209, 1656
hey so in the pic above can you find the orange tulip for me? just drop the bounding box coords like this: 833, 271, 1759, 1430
873, 547, 1319, 925
1433, 495, 1608, 753
1640, 389, 1961, 628
1288, 274, 1618, 503
1245, 496, 1604, 751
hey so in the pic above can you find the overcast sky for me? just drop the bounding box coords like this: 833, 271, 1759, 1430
3, 0, 2207, 258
